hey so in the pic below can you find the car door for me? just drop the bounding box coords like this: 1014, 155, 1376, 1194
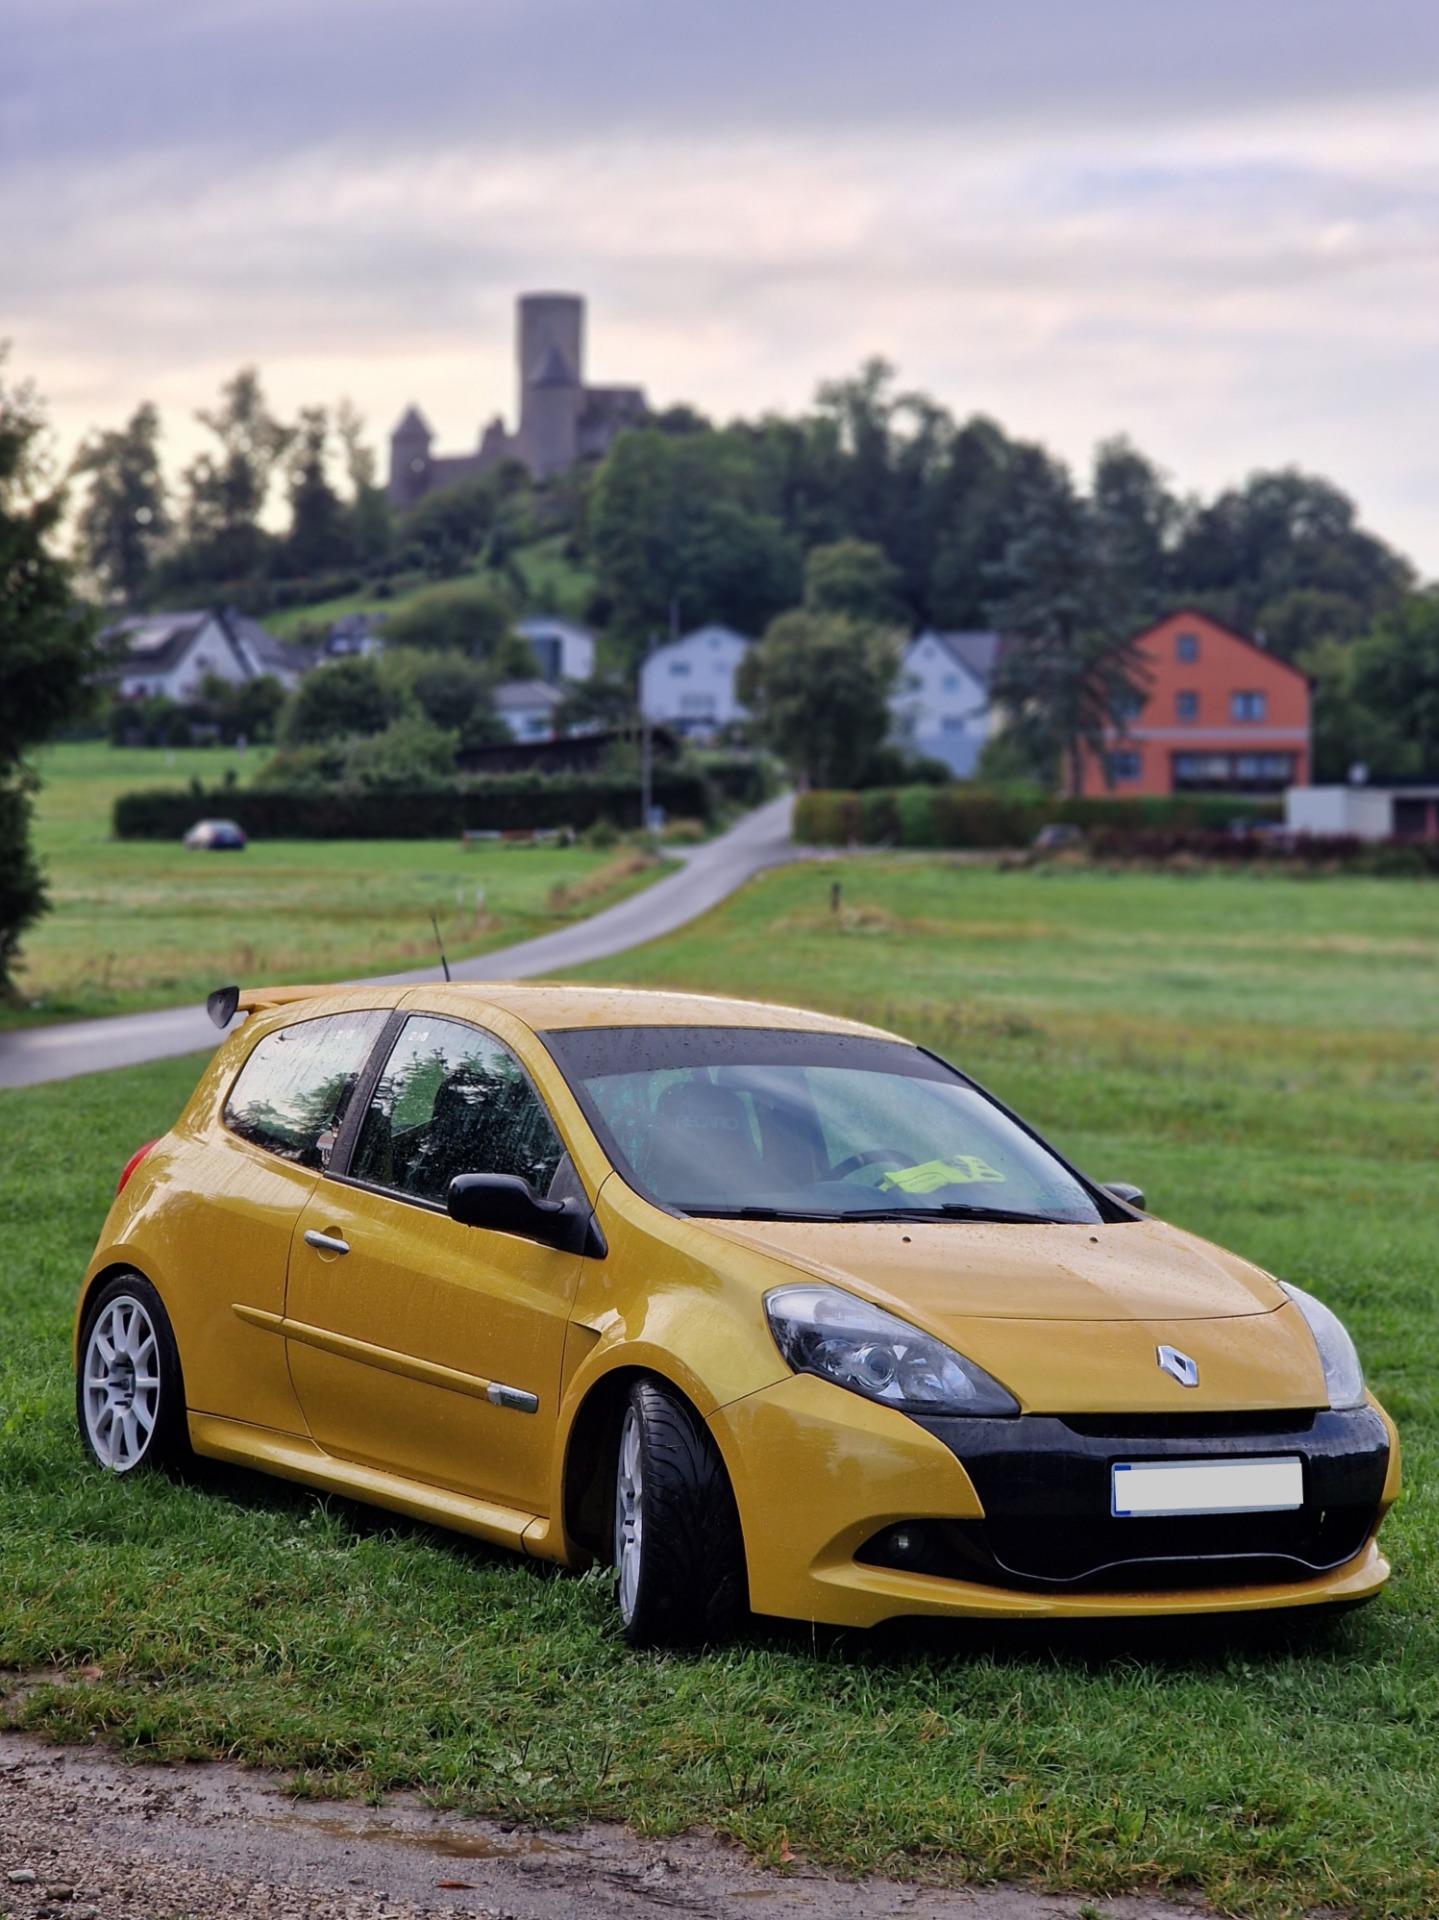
284, 1011, 585, 1518
191, 1005, 391, 1432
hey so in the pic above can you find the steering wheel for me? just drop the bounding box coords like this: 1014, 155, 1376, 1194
830, 1146, 912, 1182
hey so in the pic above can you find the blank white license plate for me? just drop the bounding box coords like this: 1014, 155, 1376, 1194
1112, 1456, 1303, 1518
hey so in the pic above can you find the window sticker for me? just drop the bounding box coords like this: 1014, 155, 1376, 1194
880, 1156, 1006, 1193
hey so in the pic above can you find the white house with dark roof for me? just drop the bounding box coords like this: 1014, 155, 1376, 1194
103, 609, 313, 700
639, 625, 750, 736
492, 678, 565, 741
515, 615, 595, 685
889, 630, 1001, 778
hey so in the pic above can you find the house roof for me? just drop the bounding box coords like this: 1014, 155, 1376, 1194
223, 610, 316, 680
1134, 608, 1311, 683
907, 630, 1002, 686
393, 405, 433, 440
103, 610, 255, 681
515, 615, 594, 645
492, 678, 564, 711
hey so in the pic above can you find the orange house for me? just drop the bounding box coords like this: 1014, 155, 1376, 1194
1077, 610, 1311, 798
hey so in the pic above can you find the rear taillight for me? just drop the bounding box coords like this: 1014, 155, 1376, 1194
117, 1140, 159, 1195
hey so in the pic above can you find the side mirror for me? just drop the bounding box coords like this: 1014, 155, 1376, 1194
447, 1172, 602, 1256
1103, 1181, 1146, 1212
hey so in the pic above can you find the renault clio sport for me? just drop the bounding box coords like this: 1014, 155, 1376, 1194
76, 982, 1399, 1645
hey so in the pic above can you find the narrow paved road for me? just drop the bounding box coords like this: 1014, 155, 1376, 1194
0, 795, 796, 1092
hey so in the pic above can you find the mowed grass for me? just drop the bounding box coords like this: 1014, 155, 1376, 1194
7, 742, 664, 1024
2, 860, 1438, 1916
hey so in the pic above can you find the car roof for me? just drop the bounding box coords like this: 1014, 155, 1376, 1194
235, 981, 903, 1042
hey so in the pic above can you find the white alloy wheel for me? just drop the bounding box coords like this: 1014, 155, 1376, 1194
614, 1403, 645, 1624
82, 1293, 162, 1472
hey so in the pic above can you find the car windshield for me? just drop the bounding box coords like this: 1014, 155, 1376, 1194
541, 1026, 1103, 1225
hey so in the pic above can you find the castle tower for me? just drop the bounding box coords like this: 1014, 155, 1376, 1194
516, 293, 583, 480
387, 404, 433, 507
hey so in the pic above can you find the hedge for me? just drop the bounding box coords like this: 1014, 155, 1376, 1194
1089, 828, 1439, 875
794, 786, 1283, 848
113, 771, 715, 841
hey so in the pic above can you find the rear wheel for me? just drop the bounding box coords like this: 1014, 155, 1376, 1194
76, 1275, 190, 1475
612, 1378, 746, 1648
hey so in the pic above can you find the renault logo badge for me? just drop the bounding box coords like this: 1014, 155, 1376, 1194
1157, 1344, 1199, 1388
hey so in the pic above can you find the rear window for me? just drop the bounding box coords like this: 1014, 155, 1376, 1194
223, 1011, 389, 1168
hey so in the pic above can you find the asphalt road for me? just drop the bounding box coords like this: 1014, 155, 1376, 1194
0, 794, 797, 1092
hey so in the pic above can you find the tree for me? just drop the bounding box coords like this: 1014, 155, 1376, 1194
283, 406, 350, 575
803, 539, 905, 623
738, 610, 900, 787
1089, 437, 1178, 625
381, 577, 531, 672
986, 458, 1147, 795
379, 647, 502, 737
278, 657, 404, 745
587, 429, 800, 654
178, 368, 292, 581
335, 398, 392, 566
71, 401, 168, 605
1347, 595, 1439, 775
0, 354, 98, 995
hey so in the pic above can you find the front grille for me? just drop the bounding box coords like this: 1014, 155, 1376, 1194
1060, 1411, 1316, 1441
875, 1406, 1390, 1594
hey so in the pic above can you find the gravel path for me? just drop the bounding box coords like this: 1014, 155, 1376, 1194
0, 1729, 1200, 1920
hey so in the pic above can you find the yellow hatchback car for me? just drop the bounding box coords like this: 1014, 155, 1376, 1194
76, 982, 1399, 1645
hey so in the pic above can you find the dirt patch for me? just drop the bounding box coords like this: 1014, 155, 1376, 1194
0, 1728, 1205, 1920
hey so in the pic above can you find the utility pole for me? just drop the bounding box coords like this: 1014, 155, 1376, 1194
639, 629, 657, 832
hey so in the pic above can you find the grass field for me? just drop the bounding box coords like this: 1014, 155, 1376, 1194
2, 860, 1437, 1915
6, 742, 664, 1025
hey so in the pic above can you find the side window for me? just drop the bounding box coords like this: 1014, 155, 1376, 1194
350, 1015, 564, 1206
224, 1011, 389, 1168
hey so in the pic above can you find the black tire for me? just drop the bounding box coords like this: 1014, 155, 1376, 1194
612, 1377, 747, 1648
76, 1273, 191, 1476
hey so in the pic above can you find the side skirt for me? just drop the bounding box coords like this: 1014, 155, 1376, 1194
187, 1413, 551, 1558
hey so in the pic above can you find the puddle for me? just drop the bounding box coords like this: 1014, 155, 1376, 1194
268, 1811, 580, 1862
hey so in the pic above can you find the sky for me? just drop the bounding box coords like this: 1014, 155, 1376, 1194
5, 0, 1439, 570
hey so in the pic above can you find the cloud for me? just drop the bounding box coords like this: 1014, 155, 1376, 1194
5, 2, 1439, 566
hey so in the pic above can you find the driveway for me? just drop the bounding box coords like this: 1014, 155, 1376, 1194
0, 795, 797, 1091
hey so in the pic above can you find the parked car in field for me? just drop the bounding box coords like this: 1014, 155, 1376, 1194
182, 818, 247, 850
76, 983, 1399, 1645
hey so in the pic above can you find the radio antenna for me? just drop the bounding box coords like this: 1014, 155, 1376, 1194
430, 913, 452, 983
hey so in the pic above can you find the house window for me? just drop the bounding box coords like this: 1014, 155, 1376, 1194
943, 673, 960, 692
1113, 688, 1145, 727
669, 660, 692, 677
1176, 630, 1199, 663
1107, 751, 1142, 783
941, 716, 969, 735
1231, 690, 1267, 722
1176, 690, 1199, 722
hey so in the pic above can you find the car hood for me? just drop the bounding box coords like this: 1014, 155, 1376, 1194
700, 1215, 1327, 1413
703, 1215, 1283, 1323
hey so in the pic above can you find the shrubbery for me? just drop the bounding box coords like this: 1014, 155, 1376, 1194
794, 787, 1283, 847
113, 769, 716, 840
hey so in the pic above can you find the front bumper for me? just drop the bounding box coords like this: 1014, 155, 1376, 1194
710, 1374, 1397, 1628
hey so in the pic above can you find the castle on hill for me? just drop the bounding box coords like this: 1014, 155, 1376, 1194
387, 292, 647, 506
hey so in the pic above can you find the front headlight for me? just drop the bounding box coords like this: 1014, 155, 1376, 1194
765, 1283, 1019, 1417
1281, 1282, 1366, 1410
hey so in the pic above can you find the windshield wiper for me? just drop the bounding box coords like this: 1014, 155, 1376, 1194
835, 1204, 1067, 1225
681, 1205, 850, 1222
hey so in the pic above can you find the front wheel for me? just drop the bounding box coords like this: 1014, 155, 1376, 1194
612, 1379, 746, 1648
76, 1274, 190, 1475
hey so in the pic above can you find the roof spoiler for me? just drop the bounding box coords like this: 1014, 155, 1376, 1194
206, 984, 333, 1029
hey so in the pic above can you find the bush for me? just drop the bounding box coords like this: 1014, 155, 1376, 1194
793, 787, 1284, 848
341, 716, 457, 791
685, 753, 778, 809
279, 657, 405, 745
113, 769, 716, 840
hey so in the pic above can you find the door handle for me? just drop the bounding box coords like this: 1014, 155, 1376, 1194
303, 1229, 350, 1256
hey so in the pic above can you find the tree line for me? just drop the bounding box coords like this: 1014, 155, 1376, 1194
66, 355, 1439, 786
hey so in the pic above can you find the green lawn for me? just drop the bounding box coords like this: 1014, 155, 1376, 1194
7, 742, 664, 1025
2, 861, 1437, 1916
